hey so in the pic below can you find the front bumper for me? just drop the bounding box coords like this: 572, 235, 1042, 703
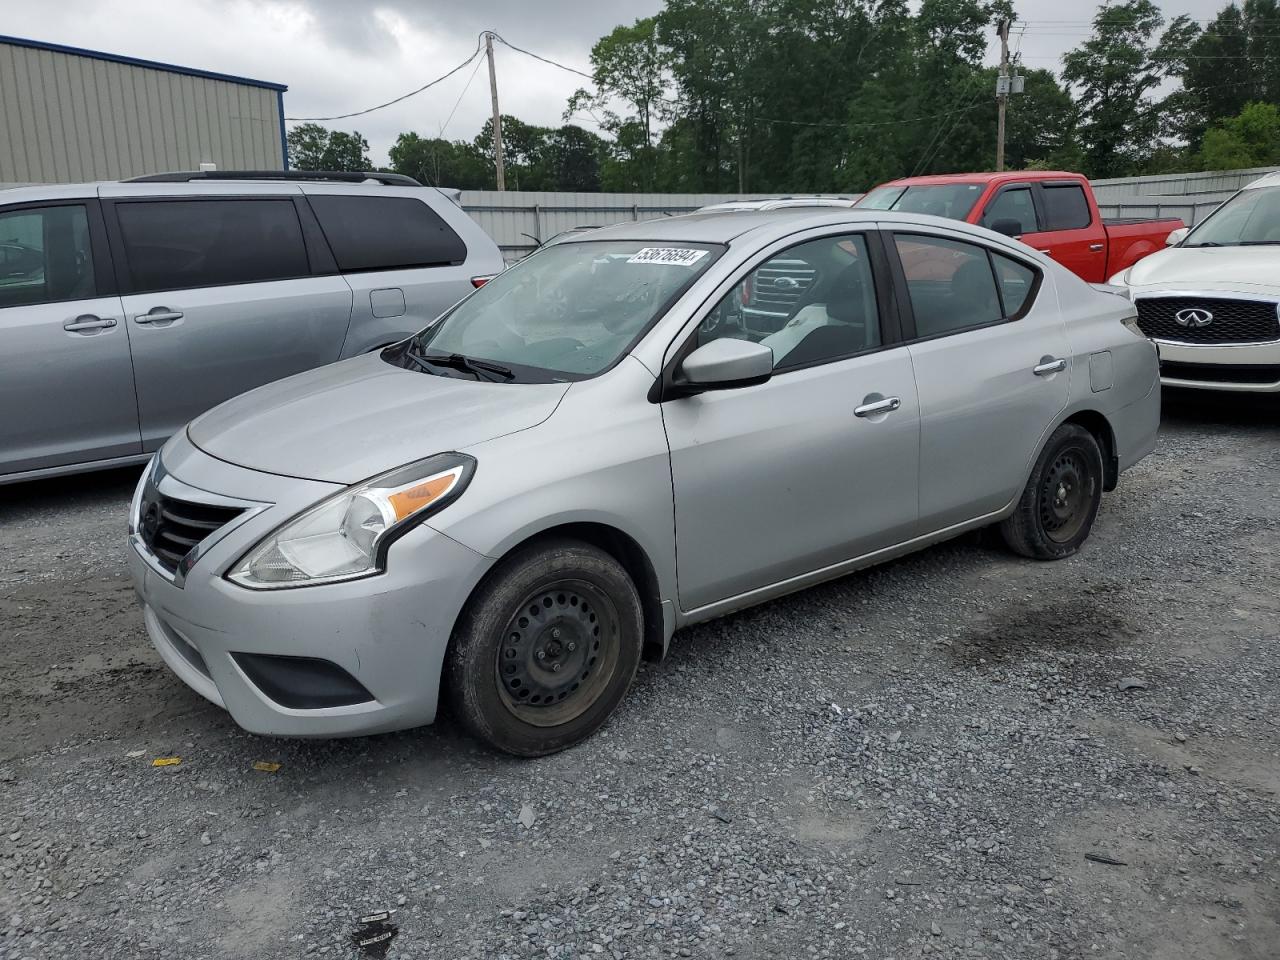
1155, 338, 1280, 392
128, 435, 493, 738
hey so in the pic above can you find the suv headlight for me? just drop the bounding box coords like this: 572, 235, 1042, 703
228, 453, 475, 589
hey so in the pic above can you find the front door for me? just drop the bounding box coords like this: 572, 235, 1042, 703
0, 201, 140, 477
661, 232, 920, 612
107, 197, 354, 449
887, 229, 1070, 531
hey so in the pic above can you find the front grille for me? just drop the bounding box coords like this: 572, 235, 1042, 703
139, 492, 244, 574
1136, 296, 1280, 344
1160, 360, 1280, 385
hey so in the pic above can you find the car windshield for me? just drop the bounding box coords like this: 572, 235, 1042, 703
859, 183, 986, 221
391, 240, 719, 383
1183, 185, 1280, 246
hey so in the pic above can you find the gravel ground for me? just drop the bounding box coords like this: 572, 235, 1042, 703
1, 390, 1278, 960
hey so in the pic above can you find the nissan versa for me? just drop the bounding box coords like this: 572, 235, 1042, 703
128, 209, 1160, 756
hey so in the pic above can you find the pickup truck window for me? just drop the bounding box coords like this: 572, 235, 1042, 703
1042, 184, 1092, 230
982, 187, 1038, 234
860, 184, 984, 220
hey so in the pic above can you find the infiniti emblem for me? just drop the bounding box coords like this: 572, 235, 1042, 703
1174, 307, 1214, 328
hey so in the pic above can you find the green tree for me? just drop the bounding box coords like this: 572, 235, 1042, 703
388, 132, 492, 189
1061, 0, 1198, 179
285, 123, 372, 172
1180, 1, 1280, 150
1199, 101, 1280, 169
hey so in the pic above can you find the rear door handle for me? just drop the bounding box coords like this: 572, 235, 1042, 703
63, 315, 117, 333
1034, 358, 1068, 376
134, 309, 183, 325
854, 396, 901, 418
1089, 243, 1105, 252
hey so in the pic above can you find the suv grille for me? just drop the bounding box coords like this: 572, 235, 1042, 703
1136, 297, 1280, 344
744, 259, 817, 333
139, 492, 244, 574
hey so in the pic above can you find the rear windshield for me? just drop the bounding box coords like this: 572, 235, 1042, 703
859, 183, 985, 221
395, 240, 720, 382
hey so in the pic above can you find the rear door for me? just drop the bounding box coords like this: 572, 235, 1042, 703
1029, 180, 1107, 282
886, 227, 1069, 532
0, 198, 141, 477
303, 188, 482, 356
103, 190, 354, 450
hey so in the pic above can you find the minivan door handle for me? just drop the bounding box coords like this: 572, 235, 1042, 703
1034, 357, 1068, 376
63, 315, 117, 333
854, 396, 902, 418
134, 308, 183, 325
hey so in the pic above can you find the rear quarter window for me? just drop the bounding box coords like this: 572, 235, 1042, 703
309, 195, 467, 272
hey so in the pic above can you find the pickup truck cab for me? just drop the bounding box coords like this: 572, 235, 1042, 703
858, 171, 1183, 283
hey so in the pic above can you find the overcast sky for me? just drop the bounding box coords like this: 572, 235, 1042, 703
5, 0, 1230, 165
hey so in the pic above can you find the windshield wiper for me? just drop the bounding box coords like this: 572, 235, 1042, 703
1183, 241, 1225, 247
1237, 240, 1280, 246
405, 349, 515, 382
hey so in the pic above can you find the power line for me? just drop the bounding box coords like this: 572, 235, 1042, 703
284, 35, 484, 122
439, 55, 485, 140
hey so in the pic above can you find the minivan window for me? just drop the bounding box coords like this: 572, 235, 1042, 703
397, 240, 718, 382
309, 195, 467, 272
116, 199, 310, 293
0, 205, 95, 308
1041, 184, 1092, 230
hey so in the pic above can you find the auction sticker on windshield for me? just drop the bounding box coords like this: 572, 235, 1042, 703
627, 247, 709, 266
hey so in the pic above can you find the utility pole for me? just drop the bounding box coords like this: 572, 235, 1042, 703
485, 31, 506, 191
995, 17, 1010, 173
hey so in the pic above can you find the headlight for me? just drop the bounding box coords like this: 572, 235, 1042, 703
228, 453, 475, 589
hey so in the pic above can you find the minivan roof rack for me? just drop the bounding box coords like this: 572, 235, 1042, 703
126, 170, 423, 187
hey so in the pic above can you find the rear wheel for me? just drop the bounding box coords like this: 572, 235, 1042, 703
445, 539, 643, 756
1000, 423, 1103, 560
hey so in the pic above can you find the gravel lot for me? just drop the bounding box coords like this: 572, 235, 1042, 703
2, 390, 1278, 960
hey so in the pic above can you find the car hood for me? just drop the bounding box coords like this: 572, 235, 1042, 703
1125, 245, 1280, 291
187, 352, 570, 485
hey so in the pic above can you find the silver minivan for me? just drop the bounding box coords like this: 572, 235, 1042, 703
0, 171, 503, 484
128, 209, 1161, 757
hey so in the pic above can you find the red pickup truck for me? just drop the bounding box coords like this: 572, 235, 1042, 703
857, 171, 1183, 283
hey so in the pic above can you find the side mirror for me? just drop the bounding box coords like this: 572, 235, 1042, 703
988, 218, 1023, 238
1166, 226, 1189, 246
679, 338, 773, 392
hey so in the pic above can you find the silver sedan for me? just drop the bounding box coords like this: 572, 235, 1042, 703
128, 209, 1160, 755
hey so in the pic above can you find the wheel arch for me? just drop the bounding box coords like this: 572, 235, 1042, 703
1059, 408, 1119, 491
453, 521, 669, 664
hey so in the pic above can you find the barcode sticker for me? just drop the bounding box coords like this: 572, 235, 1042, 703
627, 247, 708, 267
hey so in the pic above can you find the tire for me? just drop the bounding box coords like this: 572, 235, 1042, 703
1000, 423, 1104, 560
444, 538, 643, 757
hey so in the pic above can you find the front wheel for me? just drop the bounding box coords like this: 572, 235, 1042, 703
1000, 423, 1103, 560
445, 539, 643, 756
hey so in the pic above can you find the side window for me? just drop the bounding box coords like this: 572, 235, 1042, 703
992, 253, 1037, 317
0, 205, 95, 308
697, 234, 881, 370
309, 195, 467, 272
895, 234, 1003, 338
1041, 185, 1092, 230
116, 199, 310, 293
982, 187, 1038, 235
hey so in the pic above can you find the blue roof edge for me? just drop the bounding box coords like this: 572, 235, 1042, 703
0, 34, 288, 92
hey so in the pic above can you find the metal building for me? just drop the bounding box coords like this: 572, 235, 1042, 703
0, 34, 287, 184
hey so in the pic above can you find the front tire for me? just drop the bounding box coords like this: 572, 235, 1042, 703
445, 539, 643, 757
1000, 423, 1103, 560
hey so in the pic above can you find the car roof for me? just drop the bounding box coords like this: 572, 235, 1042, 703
875, 171, 1084, 188
558, 208, 1026, 249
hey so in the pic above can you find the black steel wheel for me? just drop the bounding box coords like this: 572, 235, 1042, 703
1000, 423, 1103, 560
445, 539, 643, 756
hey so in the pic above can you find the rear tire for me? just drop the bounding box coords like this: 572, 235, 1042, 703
445, 538, 643, 757
1000, 423, 1103, 560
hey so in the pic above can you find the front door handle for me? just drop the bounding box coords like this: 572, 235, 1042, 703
854, 396, 902, 418
1037, 248, 1052, 255
134, 308, 184, 325
63, 315, 117, 333
1034, 358, 1068, 376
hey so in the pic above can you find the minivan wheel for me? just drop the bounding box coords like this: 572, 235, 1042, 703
445, 539, 643, 757
1000, 423, 1103, 560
